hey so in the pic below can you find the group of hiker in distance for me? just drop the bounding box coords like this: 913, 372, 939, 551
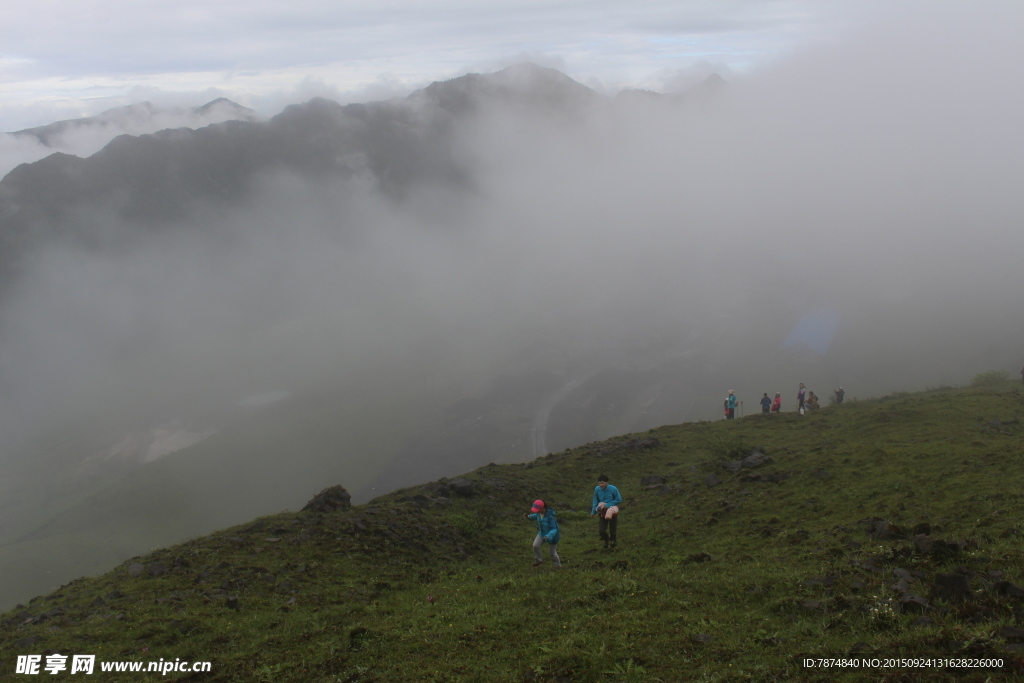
523, 372, 1024, 566
523, 475, 621, 568
724, 383, 845, 419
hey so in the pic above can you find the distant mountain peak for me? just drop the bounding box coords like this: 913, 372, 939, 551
410, 63, 602, 115
192, 98, 256, 117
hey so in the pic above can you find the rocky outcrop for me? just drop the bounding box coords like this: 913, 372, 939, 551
301, 485, 352, 513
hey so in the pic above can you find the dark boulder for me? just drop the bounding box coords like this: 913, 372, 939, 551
722, 460, 742, 473
449, 478, 475, 496
862, 518, 905, 540
302, 485, 352, 513
931, 573, 971, 604
705, 473, 721, 487
640, 475, 666, 487
993, 581, 1024, 598
899, 595, 930, 614
741, 452, 769, 469
930, 539, 962, 560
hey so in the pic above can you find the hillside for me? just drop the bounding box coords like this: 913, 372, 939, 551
2, 380, 1023, 681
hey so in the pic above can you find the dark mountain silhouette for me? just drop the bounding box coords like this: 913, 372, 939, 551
0, 65, 607, 285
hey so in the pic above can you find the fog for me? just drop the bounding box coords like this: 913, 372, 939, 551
1, 1, 1023, 607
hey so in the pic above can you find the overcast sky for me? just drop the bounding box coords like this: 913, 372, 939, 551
0, 0, 878, 132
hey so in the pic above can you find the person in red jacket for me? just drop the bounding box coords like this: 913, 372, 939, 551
771, 393, 782, 413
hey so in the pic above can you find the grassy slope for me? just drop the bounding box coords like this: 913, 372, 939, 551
1, 382, 1023, 682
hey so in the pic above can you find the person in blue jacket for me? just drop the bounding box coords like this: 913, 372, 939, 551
725, 390, 737, 420
591, 474, 622, 549
524, 499, 561, 567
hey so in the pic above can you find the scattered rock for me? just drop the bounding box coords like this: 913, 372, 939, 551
13, 636, 42, 649
704, 473, 721, 488
899, 595, 930, 613
931, 539, 962, 560
813, 470, 831, 479
911, 522, 931, 535
993, 581, 1024, 597
687, 553, 712, 563
721, 461, 742, 473
912, 616, 934, 627
931, 574, 971, 604
402, 494, 432, 509
449, 478, 475, 496
302, 485, 352, 513
148, 563, 168, 577
128, 563, 145, 577
862, 518, 905, 540
640, 475, 666, 487
800, 600, 821, 611
741, 452, 769, 469
225, 596, 240, 611
849, 642, 872, 653
691, 634, 714, 643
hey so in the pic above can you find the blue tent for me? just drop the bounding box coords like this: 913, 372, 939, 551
780, 310, 841, 355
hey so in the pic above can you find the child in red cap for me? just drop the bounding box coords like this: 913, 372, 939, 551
524, 499, 561, 567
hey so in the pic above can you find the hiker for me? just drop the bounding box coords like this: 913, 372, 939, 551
524, 500, 561, 567
834, 387, 845, 404
591, 475, 622, 549
771, 393, 782, 413
725, 390, 737, 420
760, 393, 771, 414
797, 383, 806, 414
1020, 367, 1024, 384
807, 391, 820, 410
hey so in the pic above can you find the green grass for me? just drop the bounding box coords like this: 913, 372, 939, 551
2, 381, 1024, 681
